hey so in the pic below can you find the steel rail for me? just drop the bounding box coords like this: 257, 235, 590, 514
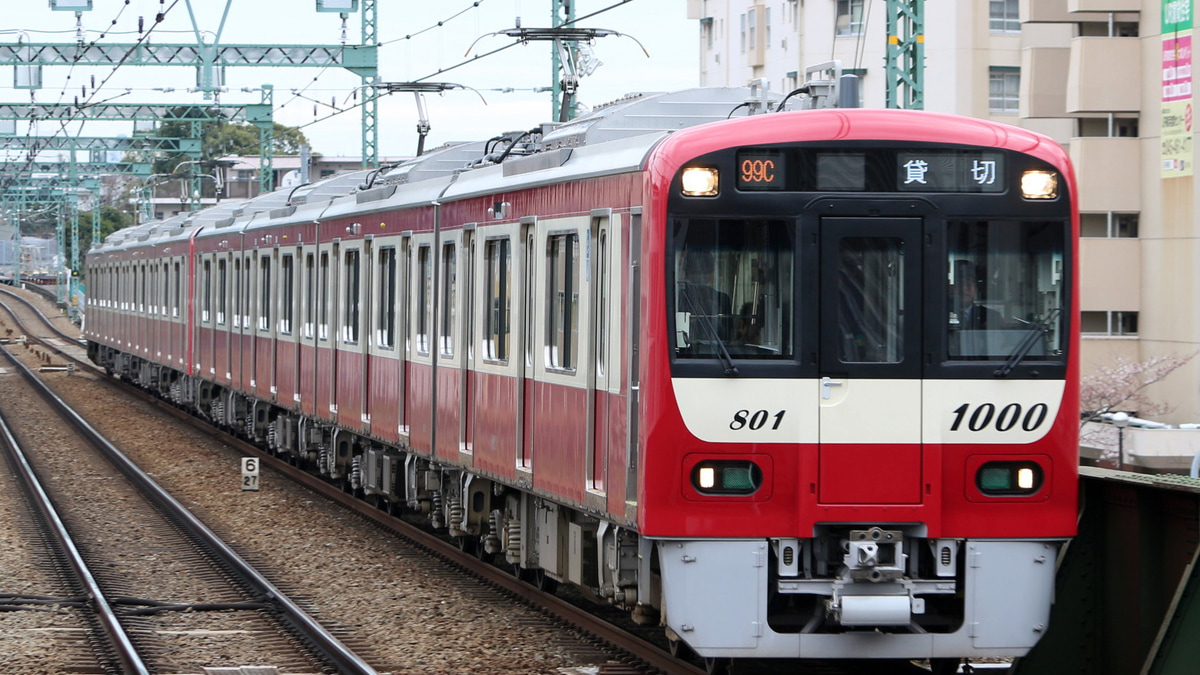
0, 345, 378, 675
0, 349, 150, 675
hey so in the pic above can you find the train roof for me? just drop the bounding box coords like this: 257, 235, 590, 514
91, 85, 1073, 257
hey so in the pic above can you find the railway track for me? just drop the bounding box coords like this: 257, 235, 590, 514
0, 344, 373, 674
0, 285, 944, 674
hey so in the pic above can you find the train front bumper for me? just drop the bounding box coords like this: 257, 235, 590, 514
654, 537, 1062, 660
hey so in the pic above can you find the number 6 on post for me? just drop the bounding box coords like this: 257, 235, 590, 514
241, 457, 260, 492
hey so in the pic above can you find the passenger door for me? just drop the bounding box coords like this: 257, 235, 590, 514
817, 217, 924, 505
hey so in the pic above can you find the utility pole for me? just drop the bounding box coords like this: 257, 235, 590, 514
885, 0, 924, 109
551, 0, 577, 122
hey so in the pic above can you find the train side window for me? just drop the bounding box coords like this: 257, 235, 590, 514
216, 259, 227, 325
232, 258, 242, 328
318, 252, 330, 341
376, 247, 396, 349
440, 242, 456, 357
258, 255, 272, 332
280, 253, 294, 335
201, 259, 212, 323
303, 252, 316, 339
242, 255, 252, 329
484, 237, 511, 362
417, 245, 431, 355
546, 232, 580, 372
161, 262, 169, 316
342, 249, 360, 344
173, 261, 182, 318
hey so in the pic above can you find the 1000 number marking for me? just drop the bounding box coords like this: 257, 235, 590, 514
950, 402, 1048, 432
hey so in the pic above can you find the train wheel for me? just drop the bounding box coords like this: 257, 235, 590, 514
703, 657, 731, 675
930, 658, 962, 675
667, 637, 692, 659
532, 568, 558, 594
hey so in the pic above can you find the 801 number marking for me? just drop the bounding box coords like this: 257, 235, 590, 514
950, 402, 1048, 432
730, 409, 786, 431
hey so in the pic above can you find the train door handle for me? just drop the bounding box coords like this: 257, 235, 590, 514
821, 377, 844, 400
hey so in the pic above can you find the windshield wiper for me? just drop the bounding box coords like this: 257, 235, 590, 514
678, 283, 739, 376
994, 307, 1061, 377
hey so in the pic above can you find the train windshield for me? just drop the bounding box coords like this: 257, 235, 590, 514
671, 218, 795, 360
946, 220, 1066, 361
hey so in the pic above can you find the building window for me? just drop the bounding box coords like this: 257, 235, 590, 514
836, 0, 864, 37
988, 67, 1020, 113
1081, 213, 1139, 238
740, 12, 747, 53
1082, 311, 1138, 336
989, 0, 1020, 33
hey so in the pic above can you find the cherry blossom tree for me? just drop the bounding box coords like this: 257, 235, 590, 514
1079, 353, 1196, 426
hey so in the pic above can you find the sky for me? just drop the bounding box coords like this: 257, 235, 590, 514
2, 0, 699, 160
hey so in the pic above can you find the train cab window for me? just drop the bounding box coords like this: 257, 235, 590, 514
546, 232, 580, 371
484, 237, 511, 362
835, 237, 905, 364
343, 249, 360, 344
671, 219, 794, 361
946, 220, 1066, 362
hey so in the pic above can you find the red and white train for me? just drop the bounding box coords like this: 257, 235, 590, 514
85, 84, 1078, 672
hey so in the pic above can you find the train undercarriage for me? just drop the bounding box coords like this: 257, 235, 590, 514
90, 344, 1061, 670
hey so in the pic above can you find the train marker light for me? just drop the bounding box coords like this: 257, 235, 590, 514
691, 460, 762, 495
1020, 170, 1058, 199
976, 461, 1043, 496
681, 167, 720, 197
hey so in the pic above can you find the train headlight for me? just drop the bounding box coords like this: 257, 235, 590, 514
1020, 170, 1058, 199
681, 167, 720, 197
977, 461, 1044, 496
691, 460, 762, 495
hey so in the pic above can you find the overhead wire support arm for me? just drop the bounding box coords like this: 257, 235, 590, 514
371, 82, 486, 156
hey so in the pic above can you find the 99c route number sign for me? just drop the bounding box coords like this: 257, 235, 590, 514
737, 152, 785, 190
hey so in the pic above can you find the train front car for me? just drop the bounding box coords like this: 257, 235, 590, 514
639, 109, 1078, 667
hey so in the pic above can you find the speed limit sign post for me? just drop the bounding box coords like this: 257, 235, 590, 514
241, 457, 260, 491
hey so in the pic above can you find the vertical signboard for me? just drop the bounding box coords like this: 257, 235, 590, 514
1163, 0, 1194, 177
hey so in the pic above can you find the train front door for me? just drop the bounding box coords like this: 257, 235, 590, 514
816, 218, 924, 505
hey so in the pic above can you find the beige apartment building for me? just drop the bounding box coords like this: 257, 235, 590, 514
685, 0, 1200, 428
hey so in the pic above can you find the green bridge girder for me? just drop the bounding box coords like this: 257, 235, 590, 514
0, 43, 377, 78
0, 102, 271, 124
0, 136, 202, 154
1017, 467, 1200, 675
